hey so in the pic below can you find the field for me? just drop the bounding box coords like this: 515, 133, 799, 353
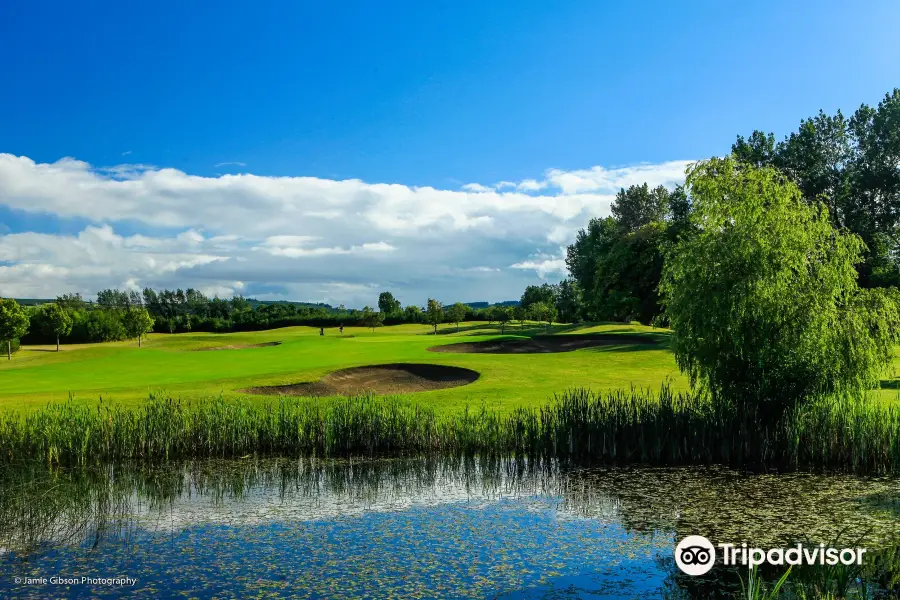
2, 321, 899, 414
0, 322, 684, 412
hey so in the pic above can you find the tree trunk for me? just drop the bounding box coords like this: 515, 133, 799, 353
7, 340, 10, 360
456, 322, 459, 332
56, 336, 60, 352
139, 334, 142, 348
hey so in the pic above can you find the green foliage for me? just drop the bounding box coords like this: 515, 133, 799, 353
8, 385, 900, 473
519, 284, 557, 310
55, 293, 86, 310
360, 306, 384, 331
527, 301, 556, 326
122, 307, 155, 345
403, 305, 422, 323
733, 89, 900, 287
594, 222, 668, 324
660, 158, 900, 416
377, 291, 402, 315
494, 306, 512, 333
554, 279, 582, 323
0, 298, 30, 359
513, 305, 527, 328
37, 303, 73, 346
565, 191, 689, 324
425, 298, 443, 334
448, 302, 467, 331
83, 309, 128, 342
566, 217, 619, 309
611, 183, 672, 233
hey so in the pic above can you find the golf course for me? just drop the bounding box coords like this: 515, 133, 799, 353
3, 320, 900, 415
0, 322, 688, 413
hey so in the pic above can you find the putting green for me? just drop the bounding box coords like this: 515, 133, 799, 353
2, 322, 897, 413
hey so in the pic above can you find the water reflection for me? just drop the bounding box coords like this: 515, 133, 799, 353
2, 458, 900, 598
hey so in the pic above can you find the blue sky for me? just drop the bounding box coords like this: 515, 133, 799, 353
1, 0, 898, 305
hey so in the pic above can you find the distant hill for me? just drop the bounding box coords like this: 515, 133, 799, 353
246, 298, 336, 311
11, 298, 53, 306
462, 300, 519, 309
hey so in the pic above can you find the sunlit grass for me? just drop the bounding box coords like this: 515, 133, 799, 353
0, 322, 686, 413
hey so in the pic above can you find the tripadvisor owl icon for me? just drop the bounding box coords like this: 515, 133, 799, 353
675, 535, 716, 576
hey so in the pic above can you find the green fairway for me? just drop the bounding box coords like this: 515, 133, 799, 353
3, 321, 898, 413
0, 322, 690, 413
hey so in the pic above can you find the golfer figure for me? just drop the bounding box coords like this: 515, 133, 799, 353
339, 323, 344, 334
320, 327, 324, 336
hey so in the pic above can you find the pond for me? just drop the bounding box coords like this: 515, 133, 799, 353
2, 457, 900, 599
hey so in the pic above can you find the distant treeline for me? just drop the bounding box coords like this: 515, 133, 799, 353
10, 288, 530, 347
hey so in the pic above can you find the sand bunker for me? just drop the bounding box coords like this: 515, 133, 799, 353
429, 334, 657, 355
195, 342, 282, 351
241, 363, 479, 397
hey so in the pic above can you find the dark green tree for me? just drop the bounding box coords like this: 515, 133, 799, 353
594, 222, 668, 325
425, 299, 443, 335
0, 298, 30, 360
448, 302, 467, 332
611, 183, 671, 233
403, 305, 421, 323
554, 279, 582, 323
378, 291, 402, 315
519, 284, 557, 311
37, 302, 72, 351
565, 217, 618, 319
732, 89, 900, 288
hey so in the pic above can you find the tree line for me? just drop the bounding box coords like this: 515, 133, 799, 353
0, 286, 545, 354
558, 89, 900, 327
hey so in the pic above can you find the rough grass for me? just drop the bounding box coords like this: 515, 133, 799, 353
0, 322, 685, 413
3, 386, 900, 473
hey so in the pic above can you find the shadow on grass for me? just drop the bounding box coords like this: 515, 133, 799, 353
579, 343, 665, 354
426, 323, 498, 336
880, 379, 900, 390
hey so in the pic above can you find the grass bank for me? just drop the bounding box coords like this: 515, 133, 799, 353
4, 387, 900, 473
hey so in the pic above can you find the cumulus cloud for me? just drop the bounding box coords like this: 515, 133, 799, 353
0, 154, 691, 306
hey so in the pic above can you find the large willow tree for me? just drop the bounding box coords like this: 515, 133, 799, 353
660, 158, 900, 418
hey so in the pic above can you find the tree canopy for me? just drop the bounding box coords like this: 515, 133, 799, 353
37, 302, 72, 351
122, 306, 155, 347
425, 299, 443, 334
0, 298, 30, 360
378, 291, 401, 315
660, 158, 900, 416
448, 302, 467, 332
732, 89, 900, 287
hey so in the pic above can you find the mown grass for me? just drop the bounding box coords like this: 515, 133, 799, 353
4, 386, 900, 473
0, 322, 686, 412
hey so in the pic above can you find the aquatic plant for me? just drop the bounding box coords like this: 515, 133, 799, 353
3, 387, 900, 472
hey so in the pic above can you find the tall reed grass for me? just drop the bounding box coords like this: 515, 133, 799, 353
2, 387, 900, 472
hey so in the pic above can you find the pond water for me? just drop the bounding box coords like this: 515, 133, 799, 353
2, 457, 900, 599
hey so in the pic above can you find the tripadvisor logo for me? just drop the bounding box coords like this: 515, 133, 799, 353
674, 535, 867, 576
675, 536, 716, 576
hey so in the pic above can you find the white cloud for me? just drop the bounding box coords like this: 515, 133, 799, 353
0, 154, 691, 306
510, 254, 568, 279
214, 161, 247, 168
